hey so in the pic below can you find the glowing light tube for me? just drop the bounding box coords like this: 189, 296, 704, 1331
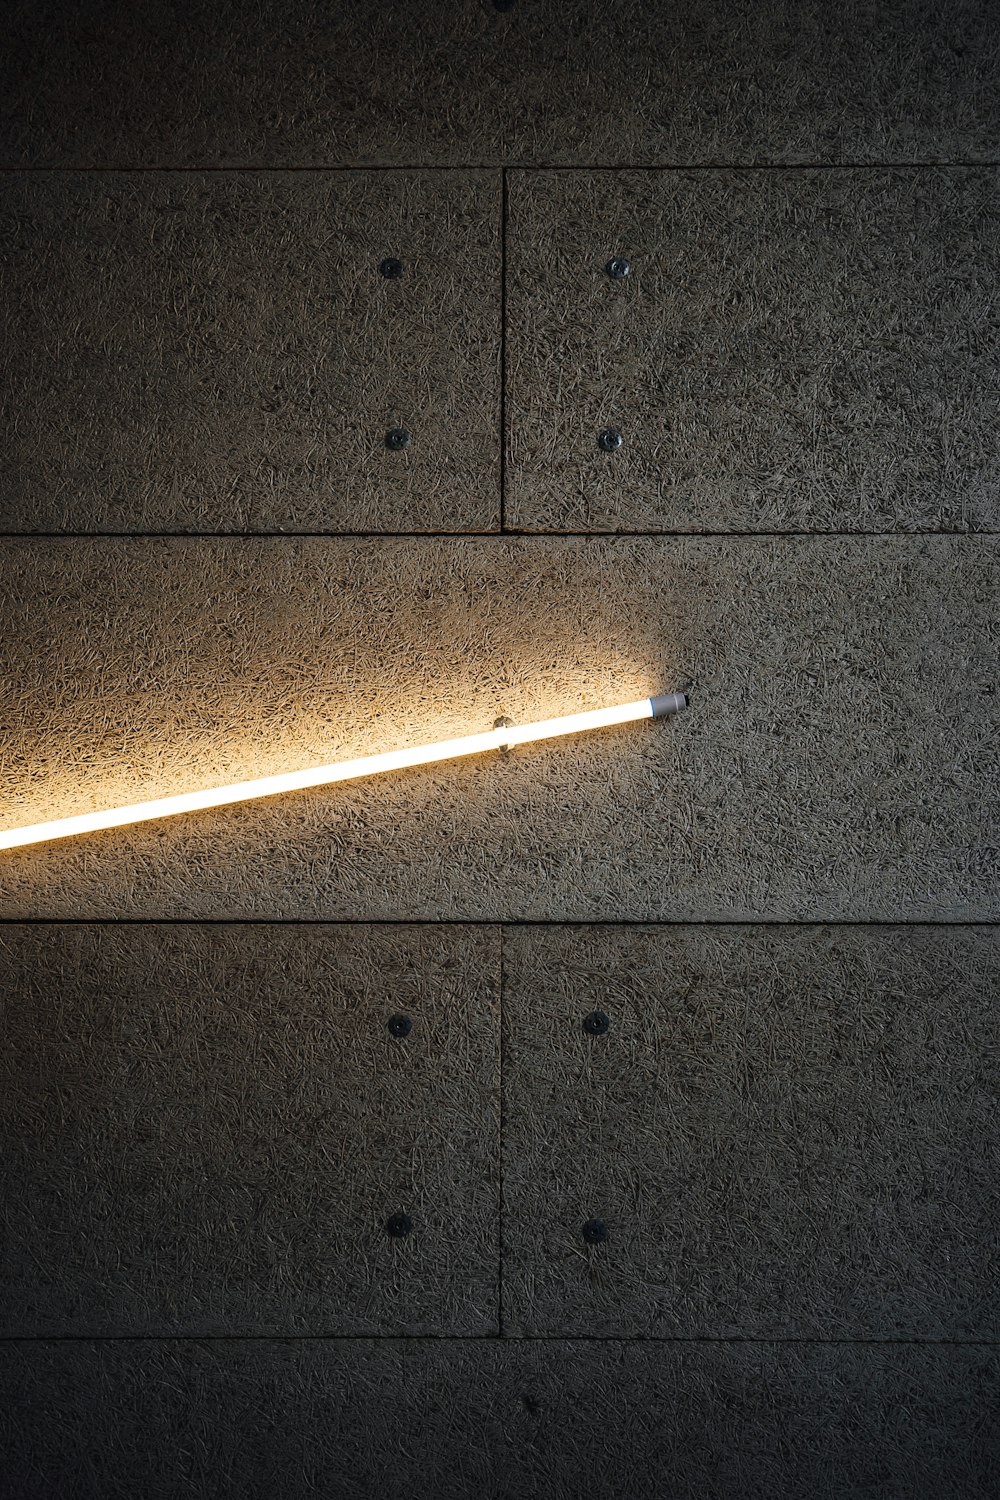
0, 693, 687, 852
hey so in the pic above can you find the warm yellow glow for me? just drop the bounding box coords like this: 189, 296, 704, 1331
0, 698, 663, 852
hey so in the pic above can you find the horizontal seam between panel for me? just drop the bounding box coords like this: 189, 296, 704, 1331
2, 161, 997, 173
0, 1332, 997, 1345
0, 531, 995, 541
0, 919, 995, 929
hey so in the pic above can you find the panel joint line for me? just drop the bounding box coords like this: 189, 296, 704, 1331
499, 168, 509, 534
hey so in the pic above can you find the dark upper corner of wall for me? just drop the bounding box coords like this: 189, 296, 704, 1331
2, 0, 999, 170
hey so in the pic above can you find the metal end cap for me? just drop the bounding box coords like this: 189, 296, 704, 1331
649, 692, 688, 718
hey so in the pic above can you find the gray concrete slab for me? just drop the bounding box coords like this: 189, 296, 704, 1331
502, 924, 1000, 1338
0, 923, 499, 1336
3, 2, 999, 169
0, 536, 994, 921
1, 1338, 996, 1499
0, 172, 499, 532
507, 169, 1000, 533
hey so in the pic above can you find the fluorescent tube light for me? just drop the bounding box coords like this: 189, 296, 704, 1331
0, 693, 687, 852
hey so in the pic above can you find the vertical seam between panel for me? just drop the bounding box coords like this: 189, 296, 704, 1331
499, 168, 509, 533
498, 922, 506, 1336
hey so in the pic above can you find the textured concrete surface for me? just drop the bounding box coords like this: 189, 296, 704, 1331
0, 923, 499, 1336
502, 924, 1000, 1337
2, 1339, 997, 1500
3, 1, 999, 169
4, 2, 998, 1489
0, 171, 500, 533
507, 168, 1000, 533
0, 536, 993, 920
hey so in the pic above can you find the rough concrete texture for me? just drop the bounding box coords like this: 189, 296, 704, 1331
507, 168, 1000, 533
0, 171, 499, 532
3, 2, 1000, 169
4, 1, 999, 1479
0, 923, 499, 1336
0, 536, 994, 920
1, 1339, 997, 1499
502, 924, 1000, 1337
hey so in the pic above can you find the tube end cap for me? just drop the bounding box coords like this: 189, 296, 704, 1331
649, 692, 688, 719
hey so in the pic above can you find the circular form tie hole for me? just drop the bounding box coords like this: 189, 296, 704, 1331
582, 1218, 608, 1245
583, 1010, 610, 1036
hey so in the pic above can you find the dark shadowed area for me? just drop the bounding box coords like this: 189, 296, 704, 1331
1, 1, 998, 1496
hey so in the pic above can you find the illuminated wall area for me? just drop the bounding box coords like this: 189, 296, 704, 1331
1, 5, 998, 1495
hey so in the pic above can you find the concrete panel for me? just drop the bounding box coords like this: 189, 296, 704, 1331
0, 923, 499, 1335
0, 172, 499, 532
502, 924, 1000, 1337
507, 169, 1000, 533
1, 1339, 996, 1499
3, 2, 999, 169
0, 536, 994, 920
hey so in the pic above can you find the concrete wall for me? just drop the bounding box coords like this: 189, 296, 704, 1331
2, 4, 998, 1496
